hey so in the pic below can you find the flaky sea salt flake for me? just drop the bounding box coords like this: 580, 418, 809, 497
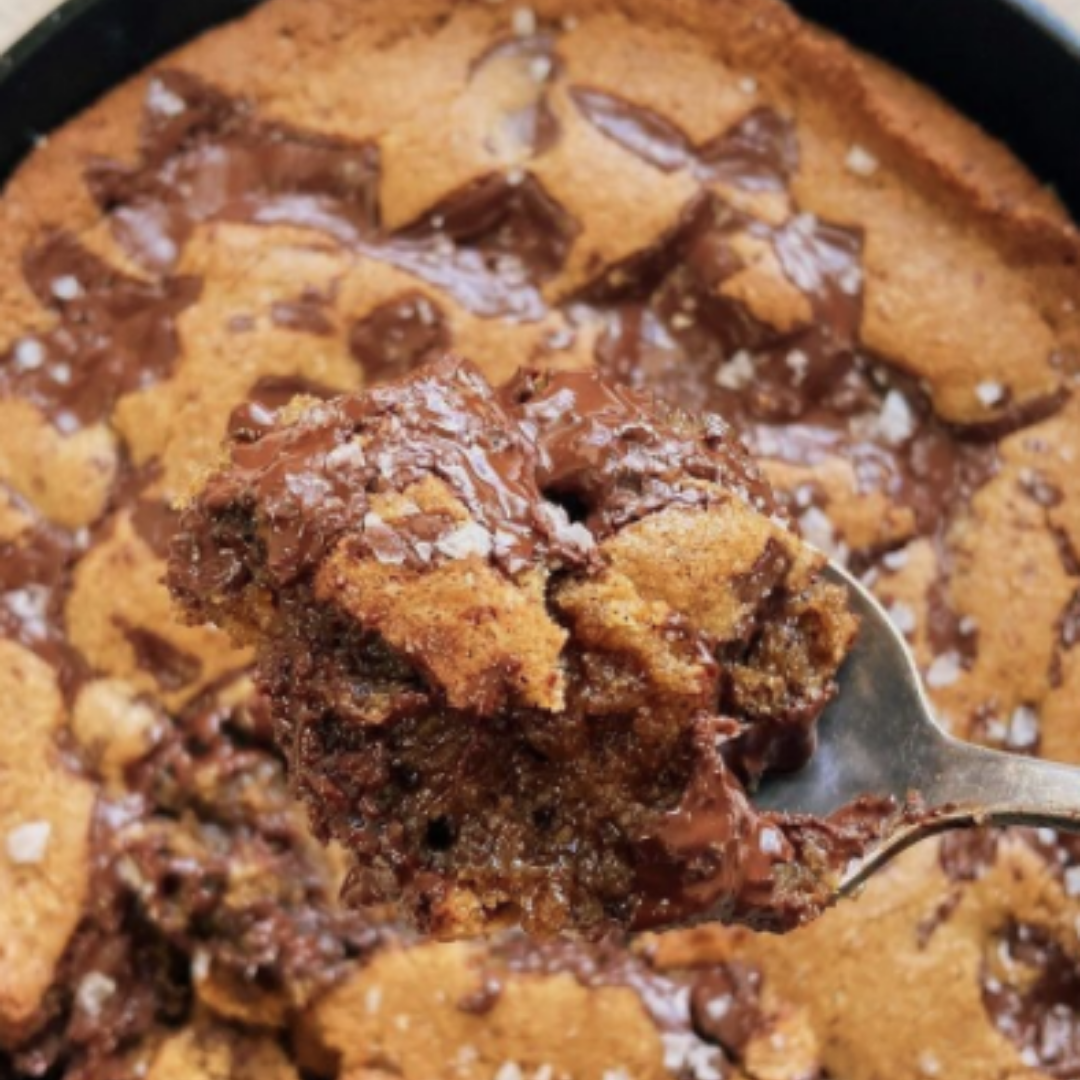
715, 349, 756, 391
51, 275, 82, 301
925, 652, 961, 689
975, 380, 1006, 407
512, 6, 537, 36
845, 144, 879, 178
13, 338, 45, 372
6, 820, 51, 865
436, 521, 493, 560
76, 972, 117, 1018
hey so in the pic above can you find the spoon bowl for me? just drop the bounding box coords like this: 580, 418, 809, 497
754, 561, 1080, 897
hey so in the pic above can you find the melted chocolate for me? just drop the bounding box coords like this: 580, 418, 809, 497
1, 233, 200, 433
87, 70, 575, 323
171, 355, 593, 593
170, 358, 893, 937
982, 922, 1080, 1078
119, 621, 202, 692
86, 70, 380, 272
508, 365, 779, 536
496, 935, 769, 1078
348, 291, 451, 384
227, 373, 337, 442
471, 34, 562, 156
0, 488, 90, 698
571, 88, 797, 191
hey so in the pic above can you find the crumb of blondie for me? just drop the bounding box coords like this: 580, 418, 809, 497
169, 355, 892, 939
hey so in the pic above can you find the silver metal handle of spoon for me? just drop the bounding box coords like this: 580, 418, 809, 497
754, 561, 1080, 894
840, 728, 1080, 895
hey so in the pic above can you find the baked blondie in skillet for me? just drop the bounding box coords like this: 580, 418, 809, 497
1, 0, 1079, 1077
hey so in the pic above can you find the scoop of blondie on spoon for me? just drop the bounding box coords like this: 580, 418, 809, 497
754, 561, 1080, 897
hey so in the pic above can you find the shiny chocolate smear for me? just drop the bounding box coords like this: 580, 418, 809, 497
384, 173, 578, 320
227, 373, 338, 443
591, 191, 999, 551
571, 87, 797, 192
170, 356, 593, 593
88, 70, 576, 323
0, 498, 89, 699
86, 70, 380, 272
982, 922, 1080, 1079
1, 233, 200, 433
349, 291, 451, 384
472, 34, 562, 157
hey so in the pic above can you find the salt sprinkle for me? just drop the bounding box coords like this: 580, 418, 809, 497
738, 76, 758, 96
512, 6, 537, 36
1064, 866, 1080, 898
1007, 705, 1040, 750
845, 144, 880, 178
495, 1064, 524, 1080
925, 652, 961, 689
436, 522, 493, 560
602, 1070, 632, 1080
562, 14, 579, 30
529, 55, 553, 82
918, 1051, 942, 1077
506, 167, 527, 186
76, 972, 117, 1018
148, 78, 187, 118
416, 299, 437, 326
51, 363, 72, 386
326, 441, 365, 471
759, 827, 784, 855
670, 312, 695, 331
877, 389, 917, 445
365, 986, 383, 1014
838, 265, 863, 297
6, 821, 51, 865
887, 602, 916, 636
881, 548, 909, 571
798, 506, 837, 554
705, 996, 732, 1021
1037, 827, 1059, 846
975, 380, 1006, 407
533, 1067, 554, 1080
394, 1015, 411, 1031
714, 349, 756, 391
191, 950, 210, 982
958, 615, 979, 636
662, 1036, 723, 1080
785, 348, 809, 384
51, 275, 82, 301
13, 338, 45, 372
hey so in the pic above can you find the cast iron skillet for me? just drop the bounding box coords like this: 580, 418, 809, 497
0, 0, 1078, 212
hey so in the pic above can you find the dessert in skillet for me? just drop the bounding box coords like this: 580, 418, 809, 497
2, 0, 1080, 1075
169, 355, 885, 937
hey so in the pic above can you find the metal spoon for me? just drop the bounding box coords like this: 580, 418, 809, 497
754, 561, 1080, 898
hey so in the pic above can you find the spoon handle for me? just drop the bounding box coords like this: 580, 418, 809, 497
839, 732, 1080, 896
927, 732, 1080, 830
